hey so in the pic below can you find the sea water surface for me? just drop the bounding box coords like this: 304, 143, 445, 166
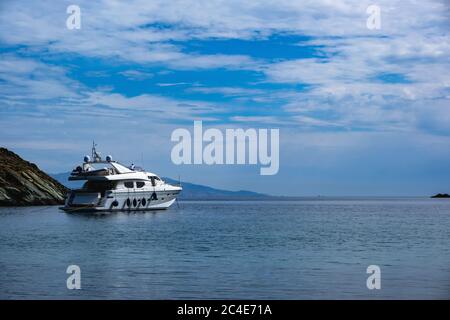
0, 199, 449, 299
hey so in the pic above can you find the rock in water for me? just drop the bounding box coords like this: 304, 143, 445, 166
431, 193, 450, 198
0, 148, 68, 206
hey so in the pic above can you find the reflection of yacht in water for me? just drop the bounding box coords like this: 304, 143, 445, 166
60, 143, 182, 213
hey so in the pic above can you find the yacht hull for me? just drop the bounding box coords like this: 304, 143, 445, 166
61, 190, 179, 213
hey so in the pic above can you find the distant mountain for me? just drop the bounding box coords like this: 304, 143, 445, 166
51, 172, 272, 200
163, 177, 271, 200
0, 148, 68, 206
50, 172, 84, 190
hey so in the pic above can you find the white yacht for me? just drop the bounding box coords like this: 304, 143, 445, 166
60, 144, 182, 213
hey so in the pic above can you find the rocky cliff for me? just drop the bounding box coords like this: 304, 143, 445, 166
0, 148, 68, 206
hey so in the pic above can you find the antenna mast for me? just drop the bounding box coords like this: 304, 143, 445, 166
91, 141, 102, 162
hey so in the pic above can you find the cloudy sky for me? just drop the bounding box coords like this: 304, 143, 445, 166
0, 0, 449, 196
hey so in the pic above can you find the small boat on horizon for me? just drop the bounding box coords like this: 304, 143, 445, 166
60, 143, 182, 213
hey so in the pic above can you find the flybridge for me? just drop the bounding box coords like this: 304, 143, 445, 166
170, 121, 279, 175
68, 161, 136, 180
69, 142, 134, 178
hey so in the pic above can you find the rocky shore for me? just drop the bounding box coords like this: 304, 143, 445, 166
0, 148, 68, 206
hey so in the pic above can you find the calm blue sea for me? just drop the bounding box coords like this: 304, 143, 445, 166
0, 199, 449, 299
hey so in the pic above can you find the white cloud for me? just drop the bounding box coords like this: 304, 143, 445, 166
0, 0, 445, 68
0, 54, 81, 100
188, 87, 265, 97
156, 82, 190, 87
1, 0, 449, 135
118, 70, 153, 80
263, 29, 450, 131
0, 54, 225, 122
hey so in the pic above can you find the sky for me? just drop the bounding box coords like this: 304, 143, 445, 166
0, 0, 449, 196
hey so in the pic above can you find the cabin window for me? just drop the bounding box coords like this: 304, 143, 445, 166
149, 176, 156, 187
136, 181, 145, 188
82, 181, 116, 192
124, 181, 134, 188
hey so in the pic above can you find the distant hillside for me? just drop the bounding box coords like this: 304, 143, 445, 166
163, 178, 271, 200
50, 172, 84, 190
51, 172, 272, 200
0, 148, 68, 206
